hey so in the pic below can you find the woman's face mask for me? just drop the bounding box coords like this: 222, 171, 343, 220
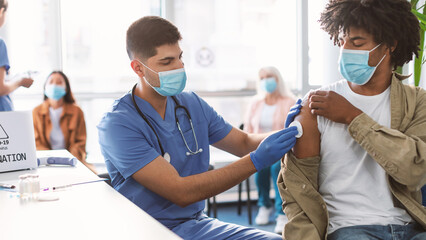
45, 84, 66, 101
137, 60, 186, 96
338, 43, 386, 85
260, 77, 277, 93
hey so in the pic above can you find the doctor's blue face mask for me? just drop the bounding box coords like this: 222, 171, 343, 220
260, 77, 277, 93
137, 60, 187, 96
338, 43, 386, 85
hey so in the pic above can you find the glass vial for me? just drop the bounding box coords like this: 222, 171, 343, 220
18, 174, 30, 199
29, 174, 40, 200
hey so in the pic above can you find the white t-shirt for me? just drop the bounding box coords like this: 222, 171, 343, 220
49, 107, 65, 150
258, 104, 277, 133
315, 80, 412, 234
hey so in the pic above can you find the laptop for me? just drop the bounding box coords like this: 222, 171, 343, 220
0, 111, 37, 172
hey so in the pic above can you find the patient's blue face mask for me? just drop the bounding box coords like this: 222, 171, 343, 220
260, 77, 277, 93
45, 84, 66, 100
137, 60, 187, 96
338, 43, 386, 85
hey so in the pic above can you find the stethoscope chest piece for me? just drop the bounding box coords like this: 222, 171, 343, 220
163, 152, 171, 163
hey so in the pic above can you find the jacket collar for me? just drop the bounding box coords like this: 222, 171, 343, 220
393, 71, 411, 81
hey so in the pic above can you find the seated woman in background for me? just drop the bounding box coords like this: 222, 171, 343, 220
32, 71, 96, 173
243, 66, 296, 234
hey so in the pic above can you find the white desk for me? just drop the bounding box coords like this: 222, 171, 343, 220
0, 154, 182, 240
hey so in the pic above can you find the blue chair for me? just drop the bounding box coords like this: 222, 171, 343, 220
422, 185, 426, 206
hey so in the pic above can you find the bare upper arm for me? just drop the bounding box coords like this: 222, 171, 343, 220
293, 99, 320, 158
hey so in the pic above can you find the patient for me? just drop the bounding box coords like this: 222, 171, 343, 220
277, 0, 426, 239
32, 71, 96, 173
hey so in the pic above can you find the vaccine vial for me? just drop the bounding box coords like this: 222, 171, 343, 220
18, 175, 25, 198
18, 175, 30, 199
29, 174, 40, 200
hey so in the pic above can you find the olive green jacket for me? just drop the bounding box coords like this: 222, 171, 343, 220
278, 73, 426, 240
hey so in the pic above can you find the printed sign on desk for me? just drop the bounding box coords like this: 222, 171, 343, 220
0, 111, 37, 172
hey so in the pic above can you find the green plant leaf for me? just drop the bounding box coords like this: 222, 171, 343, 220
412, 9, 426, 24
412, 0, 420, 9
410, 1, 424, 86
420, 23, 426, 31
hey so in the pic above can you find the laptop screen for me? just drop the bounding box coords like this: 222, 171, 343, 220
0, 111, 37, 172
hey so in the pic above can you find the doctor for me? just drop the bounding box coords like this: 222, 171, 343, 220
98, 16, 300, 240
0, 0, 34, 111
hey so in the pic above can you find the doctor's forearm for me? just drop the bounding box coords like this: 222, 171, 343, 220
213, 130, 269, 157
176, 155, 256, 207
0, 81, 20, 96
242, 133, 270, 154
132, 154, 256, 207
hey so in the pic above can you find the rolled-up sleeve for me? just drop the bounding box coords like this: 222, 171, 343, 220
278, 151, 327, 240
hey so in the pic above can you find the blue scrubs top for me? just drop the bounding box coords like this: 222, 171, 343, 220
0, 38, 12, 111
97, 91, 232, 229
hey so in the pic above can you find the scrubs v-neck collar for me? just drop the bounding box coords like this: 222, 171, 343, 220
132, 94, 176, 129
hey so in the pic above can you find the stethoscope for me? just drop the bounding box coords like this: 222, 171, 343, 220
131, 84, 203, 161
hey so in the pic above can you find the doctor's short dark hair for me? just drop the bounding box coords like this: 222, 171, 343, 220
319, 0, 420, 69
126, 16, 182, 60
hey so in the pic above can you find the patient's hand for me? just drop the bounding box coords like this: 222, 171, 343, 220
308, 90, 362, 125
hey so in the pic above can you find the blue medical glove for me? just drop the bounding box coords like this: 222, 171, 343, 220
285, 99, 302, 128
250, 126, 298, 171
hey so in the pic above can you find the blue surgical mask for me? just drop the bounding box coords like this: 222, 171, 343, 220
137, 60, 186, 96
260, 77, 277, 93
45, 84, 66, 100
339, 43, 386, 85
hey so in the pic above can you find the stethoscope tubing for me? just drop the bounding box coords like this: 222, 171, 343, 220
131, 84, 202, 157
